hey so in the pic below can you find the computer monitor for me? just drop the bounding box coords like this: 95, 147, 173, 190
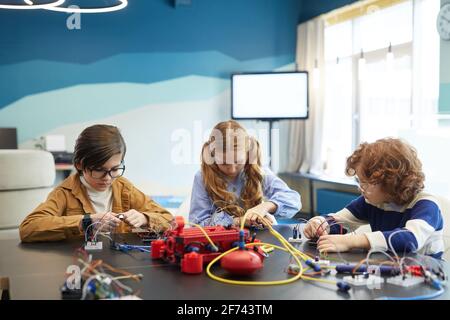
231, 71, 309, 120
0, 128, 18, 149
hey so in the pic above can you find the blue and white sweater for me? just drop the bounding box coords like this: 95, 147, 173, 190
326, 192, 445, 259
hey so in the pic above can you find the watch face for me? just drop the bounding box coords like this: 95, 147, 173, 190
437, 3, 450, 41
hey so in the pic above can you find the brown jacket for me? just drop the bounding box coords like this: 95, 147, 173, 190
19, 174, 173, 242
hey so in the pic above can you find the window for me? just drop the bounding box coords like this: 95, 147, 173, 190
321, 0, 440, 178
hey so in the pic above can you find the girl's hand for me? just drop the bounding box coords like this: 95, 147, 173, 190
244, 202, 276, 228
304, 216, 328, 239
121, 209, 149, 228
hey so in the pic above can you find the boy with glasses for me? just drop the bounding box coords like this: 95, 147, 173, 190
20, 124, 173, 242
304, 138, 444, 259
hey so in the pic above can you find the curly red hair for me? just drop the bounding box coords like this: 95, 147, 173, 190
345, 138, 425, 205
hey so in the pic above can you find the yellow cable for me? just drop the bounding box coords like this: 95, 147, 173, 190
206, 214, 338, 287
185, 222, 218, 251
239, 212, 310, 259
206, 242, 304, 286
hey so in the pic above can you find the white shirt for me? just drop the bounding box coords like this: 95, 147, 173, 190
80, 176, 113, 214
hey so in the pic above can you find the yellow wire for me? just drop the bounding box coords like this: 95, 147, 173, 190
185, 222, 218, 251
239, 212, 312, 261
174, 213, 336, 287
206, 213, 338, 287
206, 242, 304, 286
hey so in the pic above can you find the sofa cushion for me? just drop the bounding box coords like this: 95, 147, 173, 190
0, 150, 55, 190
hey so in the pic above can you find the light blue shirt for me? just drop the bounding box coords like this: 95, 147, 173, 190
189, 168, 301, 226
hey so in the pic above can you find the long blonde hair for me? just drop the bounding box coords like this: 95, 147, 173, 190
201, 120, 264, 217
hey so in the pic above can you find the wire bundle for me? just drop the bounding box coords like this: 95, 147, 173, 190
73, 248, 143, 300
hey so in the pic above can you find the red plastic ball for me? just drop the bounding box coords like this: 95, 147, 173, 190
220, 250, 264, 275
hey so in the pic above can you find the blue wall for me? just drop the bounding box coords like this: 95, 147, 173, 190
0, 0, 303, 194
0, 0, 302, 114
0, 0, 358, 195
298, 0, 358, 23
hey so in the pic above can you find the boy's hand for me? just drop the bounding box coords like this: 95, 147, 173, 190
121, 209, 149, 228
317, 234, 352, 253
304, 216, 328, 239
89, 212, 122, 231
317, 234, 370, 253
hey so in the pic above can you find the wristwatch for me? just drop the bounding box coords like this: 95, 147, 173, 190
81, 214, 92, 232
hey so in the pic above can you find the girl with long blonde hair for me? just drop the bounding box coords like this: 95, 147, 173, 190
189, 120, 301, 228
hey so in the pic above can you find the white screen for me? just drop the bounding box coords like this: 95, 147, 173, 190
232, 72, 308, 119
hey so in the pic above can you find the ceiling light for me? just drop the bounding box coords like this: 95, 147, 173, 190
44, 0, 127, 13
0, 0, 65, 9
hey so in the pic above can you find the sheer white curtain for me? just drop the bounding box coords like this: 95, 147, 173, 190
286, 17, 325, 174
355, 1, 414, 143
411, 0, 440, 129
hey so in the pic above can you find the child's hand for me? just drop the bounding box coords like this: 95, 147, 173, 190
244, 203, 274, 228
89, 212, 122, 231
232, 216, 255, 228
317, 234, 352, 253
304, 216, 329, 239
121, 209, 149, 228
317, 234, 370, 254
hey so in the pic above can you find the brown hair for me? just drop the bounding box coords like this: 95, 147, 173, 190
73, 124, 126, 174
345, 138, 425, 205
201, 120, 263, 217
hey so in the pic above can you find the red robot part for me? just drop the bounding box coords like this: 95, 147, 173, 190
220, 249, 265, 275
181, 251, 203, 274
151, 216, 256, 274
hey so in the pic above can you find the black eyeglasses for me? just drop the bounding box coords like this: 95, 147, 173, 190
89, 163, 125, 180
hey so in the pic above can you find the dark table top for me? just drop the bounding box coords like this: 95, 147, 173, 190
1, 225, 448, 300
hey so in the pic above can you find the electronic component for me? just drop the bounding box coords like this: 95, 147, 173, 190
386, 275, 424, 287
432, 267, 447, 282
260, 244, 274, 254
66, 248, 143, 300
337, 281, 351, 293
151, 216, 258, 274
314, 256, 330, 267
286, 264, 301, 275
288, 225, 302, 243
83, 215, 103, 251
305, 259, 321, 272
85, 241, 103, 251
136, 231, 160, 244
343, 274, 383, 287
110, 242, 151, 253
405, 265, 424, 277
335, 264, 400, 276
